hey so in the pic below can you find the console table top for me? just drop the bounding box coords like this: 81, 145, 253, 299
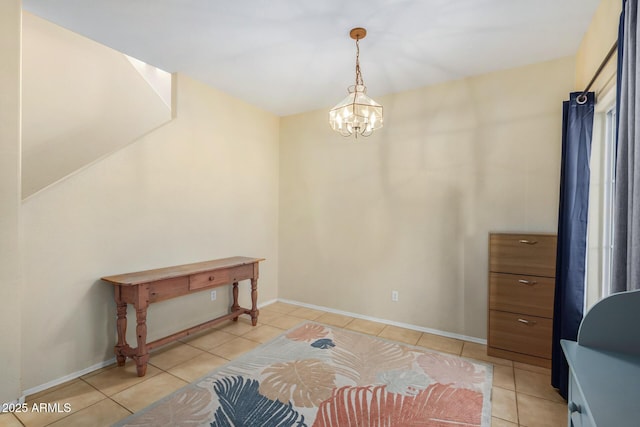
101, 256, 264, 285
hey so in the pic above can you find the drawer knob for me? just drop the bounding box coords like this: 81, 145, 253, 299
568, 401, 581, 414
518, 279, 538, 286
518, 239, 538, 245
517, 318, 537, 326
209, 276, 215, 281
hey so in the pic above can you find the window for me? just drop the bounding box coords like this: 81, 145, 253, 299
585, 88, 616, 309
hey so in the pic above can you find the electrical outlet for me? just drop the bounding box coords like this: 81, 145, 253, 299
391, 291, 399, 302
210, 290, 217, 301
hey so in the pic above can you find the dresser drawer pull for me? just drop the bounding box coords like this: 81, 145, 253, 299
209, 276, 215, 281
568, 401, 581, 414
518, 239, 538, 245
517, 318, 537, 325
518, 279, 538, 286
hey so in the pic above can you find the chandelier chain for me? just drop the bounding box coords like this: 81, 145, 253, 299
355, 38, 364, 87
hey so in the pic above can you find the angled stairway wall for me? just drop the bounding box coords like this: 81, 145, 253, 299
21, 12, 172, 198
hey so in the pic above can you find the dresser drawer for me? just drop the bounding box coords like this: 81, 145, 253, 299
489, 233, 557, 276
568, 374, 594, 427
189, 264, 254, 291
489, 273, 555, 318
489, 310, 553, 359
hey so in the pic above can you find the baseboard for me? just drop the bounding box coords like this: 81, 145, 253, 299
1, 397, 24, 407
258, 298, 278, 309
275, 298, 487, 345
21, 357, 117, 401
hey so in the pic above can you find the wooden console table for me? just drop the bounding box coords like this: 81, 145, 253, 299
102, 256, 264, 376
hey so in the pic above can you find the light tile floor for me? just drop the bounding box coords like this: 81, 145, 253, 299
0, 302, 567, 427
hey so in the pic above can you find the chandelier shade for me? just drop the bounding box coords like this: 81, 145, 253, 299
329, 85, 383, 137
329, 28, 383, 138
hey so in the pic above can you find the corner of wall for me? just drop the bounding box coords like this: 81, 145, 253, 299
575, 0, 621, 90
171, 73, 179, 119
0, 0, 23, 405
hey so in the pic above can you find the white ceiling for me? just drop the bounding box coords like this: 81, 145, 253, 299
22, 0, 600, 116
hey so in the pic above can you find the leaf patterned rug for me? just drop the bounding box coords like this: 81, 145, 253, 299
115, 322, 492, 426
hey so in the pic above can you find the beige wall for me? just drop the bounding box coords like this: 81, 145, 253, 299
0, 0, 23, 404
21, 13, 172, 198
279, 56, 575, 340
20, 73, 280, 390
575, 0, 621, 92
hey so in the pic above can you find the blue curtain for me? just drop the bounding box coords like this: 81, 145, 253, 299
551, 92, 594, 399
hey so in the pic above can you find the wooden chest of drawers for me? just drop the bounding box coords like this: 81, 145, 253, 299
488, 233, 557, 367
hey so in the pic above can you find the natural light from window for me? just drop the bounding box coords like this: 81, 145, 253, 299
586, 87, 616, 309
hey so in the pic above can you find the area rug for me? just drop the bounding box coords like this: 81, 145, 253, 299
115, 322, 492, 426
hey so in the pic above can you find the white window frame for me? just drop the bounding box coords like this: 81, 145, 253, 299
585, 86, 617, 309
601, 104, 616, 299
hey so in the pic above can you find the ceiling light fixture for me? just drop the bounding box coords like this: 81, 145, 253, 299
329, 27, 383, 138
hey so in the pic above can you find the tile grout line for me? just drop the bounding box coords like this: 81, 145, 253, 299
36, 378, 108, 427
513, 364, 521, 427
4, 412, 26, 427
43, 394, 127, 427
110, 397, 134, 419
514, 390, 566, 403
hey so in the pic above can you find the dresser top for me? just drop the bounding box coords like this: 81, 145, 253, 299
562, 340, 640, 426
101, 256, 264, 285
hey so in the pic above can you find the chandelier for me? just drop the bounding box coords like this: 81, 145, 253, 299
329, 27, 383, 138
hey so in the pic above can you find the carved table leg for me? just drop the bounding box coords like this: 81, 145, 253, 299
231, 282, 240, 321
114, 287, 128, 366
134, 306, 149, 376
134, 286, 150, 377
250, 278, 259, 326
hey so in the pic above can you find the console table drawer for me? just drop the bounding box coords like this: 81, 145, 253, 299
489, 273, 555, 318
489, 310, 553, 359
149, 277, 189, 303
189, 264, 254, 290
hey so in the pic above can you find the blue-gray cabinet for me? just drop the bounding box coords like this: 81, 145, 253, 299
561, 289, 640, 427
